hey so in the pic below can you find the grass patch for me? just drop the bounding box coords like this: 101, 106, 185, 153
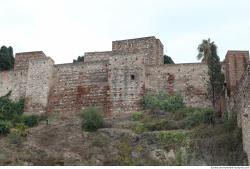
133, 122, 148, 134
7, 131, 23, 146
157, 131, 189, 150
132, 112, 143, 121
12, 123, 28, 137
112, 138, 141, 165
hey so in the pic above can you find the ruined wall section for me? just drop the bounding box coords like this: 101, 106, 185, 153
11, 51, 46, 100
47, 61, 111, 115
239, 68, 250, 165
226, 64, 250, 164
225, 51, 249, 96
0, 70, 14, 97
112, 36, 164, 66
25, 57, 54, 115
224, 50, 250, 164
108, 54, 145, 115
145, 63, 211, 108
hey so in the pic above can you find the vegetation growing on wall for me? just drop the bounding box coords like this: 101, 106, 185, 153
0, 46, 15, 71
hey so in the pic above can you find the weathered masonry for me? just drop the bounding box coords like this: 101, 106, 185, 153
1, 36, 250, 162
0, 37, 210, 116
0, 37, 249, 117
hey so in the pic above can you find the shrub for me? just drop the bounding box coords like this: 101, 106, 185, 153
132, 112, 143, 121
176, 107, 200, 116
157, 131, 188, 150
115, 139, 135, 165
167, 94, 185, 111
13, 123, 28, 136
81, 107, 104, 132
145, 119, 180, 131
7, 131, 23, 145
0, 94, 24, 122
191, 122, 247, 165
0, 120, 11, 135
134, 122, 147, 134
184, 108, 215, 128
22, 114, 39, 127
222, 113, 237, 133
175, 147, 189, 166
143, 92, 185, 113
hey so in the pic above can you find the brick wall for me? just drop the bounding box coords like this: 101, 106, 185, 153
47, 61, 111, 115
145, 63, 211, 108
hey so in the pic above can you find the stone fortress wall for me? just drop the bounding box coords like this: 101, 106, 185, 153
224, 50, 250, 164
2, 36, 207, 116
0, 36, 250, 162
227, 64, 250, 163
0, 36, 248, 116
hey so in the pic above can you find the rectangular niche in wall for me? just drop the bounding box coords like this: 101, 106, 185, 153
131, 74, 135, 80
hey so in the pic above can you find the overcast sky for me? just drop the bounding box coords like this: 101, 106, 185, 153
0, 0, 249, 64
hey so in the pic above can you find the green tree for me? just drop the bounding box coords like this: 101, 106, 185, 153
197, 38, 212, 63
164, 55, 174, 64
0, 46, 15, 70
197, 39, 224, 109
73, 56, 84, 63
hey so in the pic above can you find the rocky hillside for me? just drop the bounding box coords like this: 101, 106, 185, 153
0, 109, 247, 166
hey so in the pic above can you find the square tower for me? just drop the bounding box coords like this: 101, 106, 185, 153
112, 36, 164, 65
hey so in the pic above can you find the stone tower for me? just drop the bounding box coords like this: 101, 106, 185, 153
225, 50, 249, 96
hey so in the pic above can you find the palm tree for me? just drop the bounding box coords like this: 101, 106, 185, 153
197, 38, 224, 113
197, 38, 216, 63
